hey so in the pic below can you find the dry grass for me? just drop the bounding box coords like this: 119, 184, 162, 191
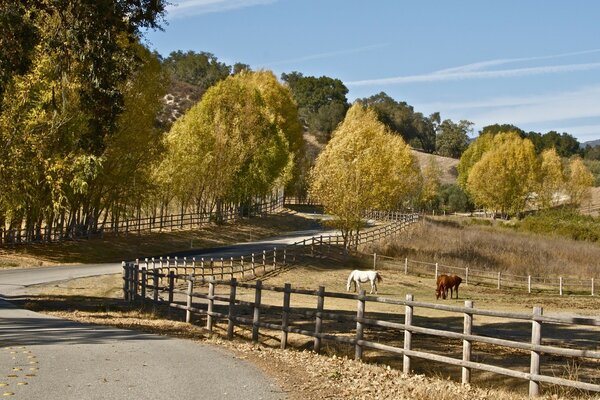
364, 216, 600, 278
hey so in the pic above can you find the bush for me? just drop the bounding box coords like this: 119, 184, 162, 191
517, 208, 600, 242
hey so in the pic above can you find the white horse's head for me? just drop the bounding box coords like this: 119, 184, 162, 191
346, 270, 356, 291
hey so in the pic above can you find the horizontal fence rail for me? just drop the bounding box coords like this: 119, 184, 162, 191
370, 254, 598, 297
122, 263, 600, 397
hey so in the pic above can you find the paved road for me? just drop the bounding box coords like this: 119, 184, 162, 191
0, 229, 338, 400
0, 300, 282, 399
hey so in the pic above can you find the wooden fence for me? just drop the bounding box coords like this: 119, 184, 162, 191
129, 214, 419, 283
371, 255, 598, 296
0, 193, 284, 246
122, 267, 600, 397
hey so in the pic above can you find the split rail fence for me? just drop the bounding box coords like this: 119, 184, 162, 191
129, 213, 419, 283
122, 268, 600, 397
372, 255, 598, 296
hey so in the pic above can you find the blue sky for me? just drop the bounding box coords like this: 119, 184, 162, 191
145, 0, 600, 143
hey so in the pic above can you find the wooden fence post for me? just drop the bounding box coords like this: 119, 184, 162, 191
498, 272, 501, 290
251, 253, 256, 276
403, 294, 413, 374
559, 277, 563, 296
252, 280, 263, 343
133, 262, 140, 301
153, 269, 159, 303
528, 275, 532, 294
404, 258, 408, 275
227, 278, 238, 340
355, 290, 366, 360
207, 279, 215, 332
283, 249, 287, 266
434, 263, 438, 280
314, 286, 325, 353
241, 256, 245, 279
140, 268, 147, 307
529, 306, 543, 397
230, 257, 234, 279
122, 262, 129, 301
262, 250, 266, 274
592, 278, 595, 296
465, 267, 469, 285
185, 277, 194, 324
273, 247, 277, 270
462, 300, 473, 385
167, 271, 174, 318
220, 257, 224, 280
281, 283, 291, 350
373, 253, 377, 269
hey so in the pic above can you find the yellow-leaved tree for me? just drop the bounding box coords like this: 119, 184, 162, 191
309, 104, 421, 248
466, 132, 537, 218
157, 70, 302, 219
420, 157, 442, 211
536, 148, 565, 209
566, 157, 594, 207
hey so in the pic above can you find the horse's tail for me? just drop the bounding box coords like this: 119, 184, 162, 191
346, 270, 355, 291
376, 272, 383, 283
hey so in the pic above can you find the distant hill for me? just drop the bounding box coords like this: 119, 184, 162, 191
411, 150, 459, 185
582, 139, 600, 148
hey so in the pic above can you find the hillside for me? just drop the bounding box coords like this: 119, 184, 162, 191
411, 149, 459, 184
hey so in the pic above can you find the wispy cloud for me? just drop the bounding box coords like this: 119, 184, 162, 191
264, 43, 389, 67
167, 0, 276, 18
436, 49, 600, 74
346, 62, 600, 86
345, 49, 600, 86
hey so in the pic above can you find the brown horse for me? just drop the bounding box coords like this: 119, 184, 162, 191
436, 274, 462, 299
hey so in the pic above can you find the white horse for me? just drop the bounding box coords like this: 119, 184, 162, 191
346, 270, 383, 294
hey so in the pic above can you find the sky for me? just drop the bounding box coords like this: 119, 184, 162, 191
145, 0, 600, 143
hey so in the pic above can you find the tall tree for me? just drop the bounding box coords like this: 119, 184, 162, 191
536, 148, 564, 209
309, 104, 421, 248
466, 133, 537, 218
435, 119, 473, 158
281, 71, 349, 143
158, 70, 302, 216
566, 157, 594, 207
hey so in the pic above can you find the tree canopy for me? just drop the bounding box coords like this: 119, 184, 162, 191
158, 70, 302, 215
466, 132, 537, 217
357, 92, 438, 153
309, 103, 420, 247
281, 71, 349, 143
